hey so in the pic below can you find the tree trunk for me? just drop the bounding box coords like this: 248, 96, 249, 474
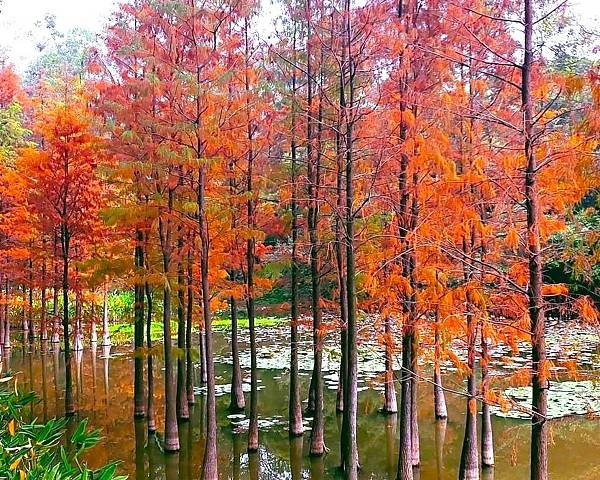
247, 251, 259, 452
433, 306, 447, 419
305, 0, 324, 456
4, 279, 10, 350
134, 230, 146, 418
145, 281, 156, 433
458, 309, 479, 480
199, 163, 218, 478
162, 282, 179, 451
288, 166, 303, 434
159, 190, 179, 452
386, 413, 398, 479
198, 323, 207, 384
481, 325, 494, 467
73, 290, 83, 352
90, 302, 97, 344
28, 263, 34, 342
522, 3, 548, 479
61, 225, 75, 416
435, 419, 447, 480
382, 316, 398, 414
229, 296, 245, 412
102, 287, 111, 346
288, 22, 303, 437
243, 17, 259, 455
52, 243, 60, 344
290, 436, 304, 479
186, 251, 195, 405
398, 327, 413, 480
52, 281, 60, 344
341, 7, 359, 470
335, 99, 348, 415
0, 279, 4, 357
176, 244, 189, 421
41, 257, 48, 342
22, 285, 28, 343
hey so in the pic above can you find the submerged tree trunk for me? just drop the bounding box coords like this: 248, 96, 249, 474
162, 282, 179, 451
145, 281, 156, 433
341, 6, 358, 472
459, 308, 479, 480
199, 161, 218, 478
41, 256, 48, 342
74, 290, 83, 352
247, 246, 259, 452
158, 188, 179, 452
28, 262, 34, 342
186, 252, 195, 405
382, 316, 398, 414
90, 302, 97, 344
305, 0, 325, 456
288, 28, 303, 435
435, 418, 448, 480
21, 285, 28, 343
398, 326, 413, 480
229, 296, 245, 412
52, 275, 60, 344
4, 279, 10, 350
134, 230, 146, 418
0, 279, 4, 357
243, 17, 259, 455
102, 286, 111, 347
481, 325, 494, 467
433, 305, 447, 419
334, 62, 348, 416
176, 242, 189, 421
61, 224, 75, 417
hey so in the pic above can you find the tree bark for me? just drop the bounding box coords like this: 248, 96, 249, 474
341, 5, 359, 472
158, 189, 179, 452
41, 255, 48, 342
305, 0, 325, 456
186, 251, 195, 405
481, 324, 494, 467
288, 20, 304, 438
243, 17, 259, 455
4, 279, 10, 350
102, 287, 111, 347
229, 296, 245, 412
134, 229, 146, 418
28, 261, 34, 342
522, 3, 548, 480
433, 306, 447, 419
458, 309, 479, 480
176, 239, 189, 421
382, 316, 398, 414
145, 281, 156, 433
199, 162, 218, 477
61, 224, 75, 416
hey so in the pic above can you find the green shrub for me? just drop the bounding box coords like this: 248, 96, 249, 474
0, 380, 125, 480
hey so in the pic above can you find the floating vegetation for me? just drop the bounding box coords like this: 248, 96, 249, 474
494, 381, 600, 420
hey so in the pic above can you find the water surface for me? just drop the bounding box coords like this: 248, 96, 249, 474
5, 325, 600, 479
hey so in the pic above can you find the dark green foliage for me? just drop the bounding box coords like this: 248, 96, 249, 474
545, 193, 599, 305
0, 383, 125, 480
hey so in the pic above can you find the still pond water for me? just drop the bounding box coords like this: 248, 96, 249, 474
5, 324, 600, 479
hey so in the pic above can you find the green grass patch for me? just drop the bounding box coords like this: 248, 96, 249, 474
212, 315, 286, 331
109, 321, 172, 345
108, 315, 287, 344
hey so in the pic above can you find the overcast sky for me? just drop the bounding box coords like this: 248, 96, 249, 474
0, 0, 598, 71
